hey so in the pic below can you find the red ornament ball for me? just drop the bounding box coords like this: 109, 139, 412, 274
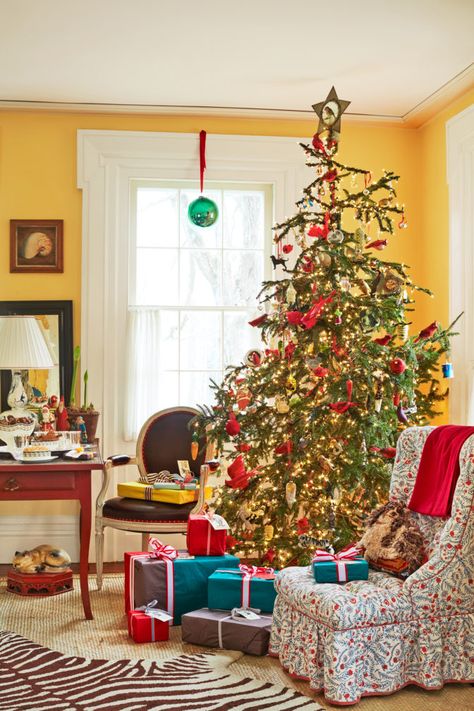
282, 244, 293, 254
225, 412, 241, 436
389, 358, 407, 375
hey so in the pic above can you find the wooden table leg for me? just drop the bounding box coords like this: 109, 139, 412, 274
77, 470, 93, 620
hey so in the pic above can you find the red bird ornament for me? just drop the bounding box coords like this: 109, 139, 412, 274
414, 321, 438, 342
365, 239, 388, 250
248, 314, 267, 327
373, 334, 393, 346
369, 446, 397, 459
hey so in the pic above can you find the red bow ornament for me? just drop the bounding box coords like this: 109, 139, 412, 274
308, 211, 330, 240
300, 291, 336, 330
329, 379, 359, 414
311, 133, 328, 156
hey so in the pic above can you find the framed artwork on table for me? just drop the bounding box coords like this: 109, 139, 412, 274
0, 301, 73, 411
10, 219, 64, 273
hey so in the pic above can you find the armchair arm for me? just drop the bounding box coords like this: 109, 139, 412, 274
96, 455, 138, 518
106, 454, 137, 467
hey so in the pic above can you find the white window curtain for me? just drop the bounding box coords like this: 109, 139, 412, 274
123, 308, 163, 440
447, 103, 474, 423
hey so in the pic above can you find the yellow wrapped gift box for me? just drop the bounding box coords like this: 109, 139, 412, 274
117, 481, 212, 504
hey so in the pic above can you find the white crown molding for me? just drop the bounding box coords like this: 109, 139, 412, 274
403, 64, 474, 128
2, 64, 473, 129
0, 98, 403, 125
0, 515, 79, 563
447, 103, 474, 424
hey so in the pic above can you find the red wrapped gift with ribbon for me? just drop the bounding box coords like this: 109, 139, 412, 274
186, 513, 228, 556
311, 545, 368, 583
128, 600, 171, 643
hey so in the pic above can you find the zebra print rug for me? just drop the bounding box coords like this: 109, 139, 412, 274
0, 632, 321, 710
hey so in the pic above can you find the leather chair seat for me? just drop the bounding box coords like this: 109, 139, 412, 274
103, 497, 195, 522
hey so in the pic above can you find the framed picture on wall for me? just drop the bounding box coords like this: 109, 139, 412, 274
10, 219, 64, 273
0, 301, 73, 411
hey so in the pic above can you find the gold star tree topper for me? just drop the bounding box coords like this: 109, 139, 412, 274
312, 86, 351, 136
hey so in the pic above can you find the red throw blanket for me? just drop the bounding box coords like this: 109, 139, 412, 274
408, 425, 474, 517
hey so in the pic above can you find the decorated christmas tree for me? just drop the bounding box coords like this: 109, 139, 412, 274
195, 87, 458, 568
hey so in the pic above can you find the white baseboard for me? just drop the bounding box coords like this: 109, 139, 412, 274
0, 516, 79, 564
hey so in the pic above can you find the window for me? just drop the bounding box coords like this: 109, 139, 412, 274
126, 180, 272, 433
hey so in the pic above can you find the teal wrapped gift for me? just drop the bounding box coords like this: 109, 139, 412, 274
126, 541, 239, 624
312, 545, 368, 583
208, 565, 277, 613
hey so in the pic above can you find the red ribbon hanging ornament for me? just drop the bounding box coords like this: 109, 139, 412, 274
188, 130, 219, 228
329, 379, 359, 414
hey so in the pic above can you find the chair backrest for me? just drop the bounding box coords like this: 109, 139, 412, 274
390, 426, 474, 559
135, 407, 206, 480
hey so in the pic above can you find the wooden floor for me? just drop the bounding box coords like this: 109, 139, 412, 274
0, 562, 124, 576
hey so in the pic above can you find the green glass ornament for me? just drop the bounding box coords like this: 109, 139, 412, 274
188, 195, 219, 228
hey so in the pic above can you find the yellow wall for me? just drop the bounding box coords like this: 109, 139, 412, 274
0, 110, 422, 342
0, 95, 471, 519
419, 88, 474, 324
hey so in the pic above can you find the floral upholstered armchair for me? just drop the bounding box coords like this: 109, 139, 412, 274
270, 426, 474, 705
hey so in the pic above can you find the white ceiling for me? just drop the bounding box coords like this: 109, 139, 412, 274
0, 0, 472, 121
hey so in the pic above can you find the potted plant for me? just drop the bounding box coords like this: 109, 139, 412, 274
67, 347, 100, 443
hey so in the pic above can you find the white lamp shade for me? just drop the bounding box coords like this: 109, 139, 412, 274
0, 316, 54, 369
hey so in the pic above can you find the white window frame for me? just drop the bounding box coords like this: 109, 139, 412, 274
447, 103, 474, 423
128, 179, 274, 412
77, 129, 308, 561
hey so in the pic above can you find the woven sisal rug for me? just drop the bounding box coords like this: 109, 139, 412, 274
0, 631, 321, 711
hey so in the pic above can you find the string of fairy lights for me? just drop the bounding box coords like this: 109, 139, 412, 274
195, 89, 457, 567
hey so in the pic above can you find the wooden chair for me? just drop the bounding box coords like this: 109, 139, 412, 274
95, 406, 209, 590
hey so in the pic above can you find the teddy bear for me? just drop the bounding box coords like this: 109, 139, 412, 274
12, 545, 71, 574
357, 501, 426, 577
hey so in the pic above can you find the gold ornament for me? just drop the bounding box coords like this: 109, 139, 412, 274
264, 524, 274, 541
286, 375, 297, 393
357, 279, 370, 295
354, 227, 366, 246
316, 251, 332, 268
275, 395, 290, 414
285, 481, 297, 508
339, 277, 351, 292
286, 283, 297, 304
318, 455, 334, 472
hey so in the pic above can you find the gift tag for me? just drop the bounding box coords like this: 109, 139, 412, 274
146, 609, 173, 622
233, 607, 261, 620
209, 514, 229, 531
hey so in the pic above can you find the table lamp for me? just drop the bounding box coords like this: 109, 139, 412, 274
0, 316, 54, 448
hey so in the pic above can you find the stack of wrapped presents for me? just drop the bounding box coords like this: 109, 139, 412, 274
126, 512, 278, 656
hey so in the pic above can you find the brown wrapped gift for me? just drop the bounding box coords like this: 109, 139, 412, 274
181, 608, 272, 656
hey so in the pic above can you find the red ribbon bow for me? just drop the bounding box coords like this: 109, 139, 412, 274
148, 538, 177, 561
239, 564, 274, 577
329, 379, 359, 413
312, 544, 361, 564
